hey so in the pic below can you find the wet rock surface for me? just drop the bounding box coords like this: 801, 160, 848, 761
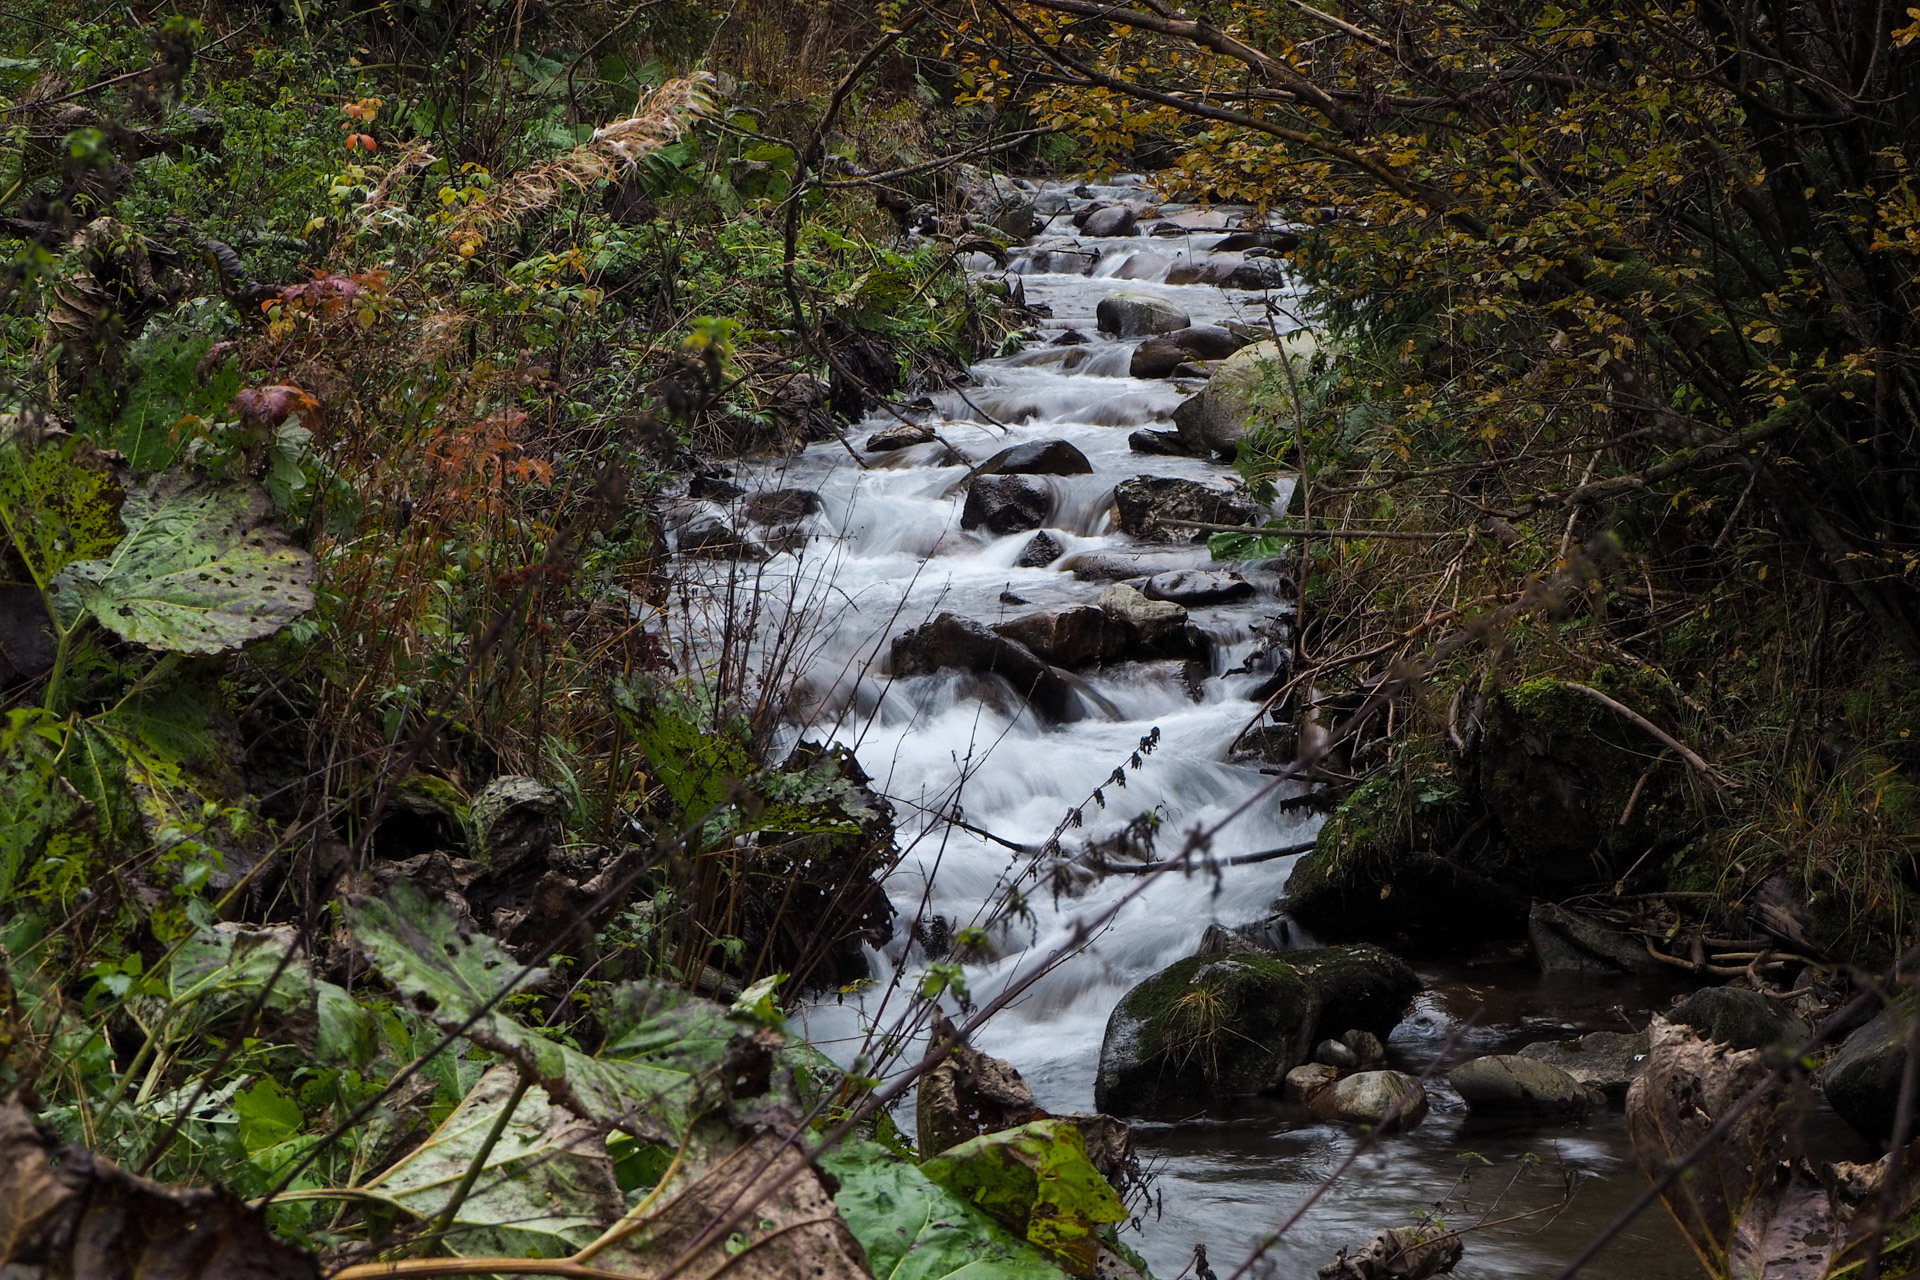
981, 437, 1094, 476
1130, 325, 1245, 378
864, 422, 936, 451
961, 473, 1052, 534
1113, 475, 1261, 541
1668, 985, 1809, 1050
1819, 1001, 1912, 1141
1322, 1071, 1430, 1130
1096, 291, 1191, 338
1450, 1054, 1600, 1116
1142, 569, 1256, 605
1518, 1030, 1650, 1101
1095, 945, 1420, 1115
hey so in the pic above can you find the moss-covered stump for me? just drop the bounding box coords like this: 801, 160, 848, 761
1093, 946, 1420, 1115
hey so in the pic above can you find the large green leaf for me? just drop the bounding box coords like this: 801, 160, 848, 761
364, 1065, 625, 1260
817, 1139, 1068, 1280
344, 884, 713, 1141
53, 478, 314, 655
919, 1121, 1128, 1276
0, 433, 125, 591
169, 922, 379, 1067
0, 709, 95, 901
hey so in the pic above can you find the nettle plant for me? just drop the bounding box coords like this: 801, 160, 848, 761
0, 422, 315, 939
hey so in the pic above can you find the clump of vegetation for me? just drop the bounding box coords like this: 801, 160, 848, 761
0, 0, 1082, 1270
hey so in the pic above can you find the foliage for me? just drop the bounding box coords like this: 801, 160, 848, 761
819, 1138, 1073, 1280
918, 1120, 1129, 1275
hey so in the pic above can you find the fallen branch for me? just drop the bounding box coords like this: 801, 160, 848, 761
1557, 681, 1740, 793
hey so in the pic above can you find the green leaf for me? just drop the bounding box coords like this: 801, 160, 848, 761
365, 1065, 625, 1260
345, 884, 712, 1140
233, 1078, 305, 1154
0, 709, 95, 901
53, 477, 315, 655
919, 1121, 1128, 1275
169, 922, 379, 1067
1207, 530, 1288, 561
0, 434, 126, 592
817, 1139, 1068, 1280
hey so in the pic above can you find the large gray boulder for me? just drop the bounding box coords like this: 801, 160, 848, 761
1819, 1002, 1913, 1142
1529, 901, 1665, 975
1172, 333, 1316, 460
1449, 1054, 1599, 1117
980, 439, 1093, 477
1098, 584, 1208, 661
1113, 476, 1262, 542
889, 613, 1077, 721
993, 606, 1131, 669
950, 164, 1037, 239
1080, 204, 1139, 237
1142, 570, 1255, 606
1518, 1030, 1650, 1102
1130, 325, 1245, 378
1095, 945, 1419, 1115
962, 474, 1052, 534
1096, 291, 1190, 338
1323, 1071, 1429, 1131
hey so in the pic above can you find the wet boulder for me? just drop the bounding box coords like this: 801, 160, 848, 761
1129, 325, 1246, 378
1818, 1001, 1912, 1142
962, 474, 1052, 535
688, 472, 744, 501
1172, 334, 1316, 460
864, 423, 935, 451
1080, 204, 1140, 237
1529, 901, 1665, 975
678, 517, 766, 561
917, 1011, 1045, 1156
1322, 1071, 1429, 1131
1095, 952, 1317, 1114
1099, 583, 1208, 661
890, 613, 1077, 721
1014, 531, 1064, 568
1127, 427, 1194, 456
1315, 1038, 1360, 1069
1096, 291, 1190, 338
981, 438, 1094, 477
1668, 985, 1809, 1051
1286, 1062, 1339, 1103
1142, 569, 1255, 606
1095, 945, 1420, 1114
1518, 1030, 1650, 1102
1449, 1054, 1599, 1117
1113, 475, 1262, 542
1221, 260, 1288, 290
1289, 944, 1422, 1040
993, 606, 1132, 669
1280, 773, 1531, 947
950, 163, 1038, 239
742, 489, 823, 525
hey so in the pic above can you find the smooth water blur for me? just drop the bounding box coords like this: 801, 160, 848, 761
675, 178, 1710, 1280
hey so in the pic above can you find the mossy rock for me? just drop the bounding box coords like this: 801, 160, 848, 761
1093, 945, 1419, 1115
1475, 677, 1693, 890
1281, 773, 1528, 946
1095, 953, 1313, 1115
1286, 944, 1420, 1038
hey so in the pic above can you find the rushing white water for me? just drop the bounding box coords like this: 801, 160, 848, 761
665, 178, 1708, 1280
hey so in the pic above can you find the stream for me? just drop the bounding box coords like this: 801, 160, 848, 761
666, 177, 1723, 1279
